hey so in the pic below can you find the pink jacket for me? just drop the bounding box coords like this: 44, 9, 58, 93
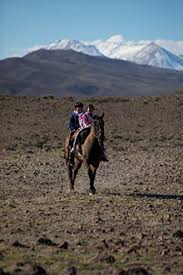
79, 112, 94, 128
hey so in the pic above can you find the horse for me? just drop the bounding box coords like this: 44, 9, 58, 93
64, 113, 106, 195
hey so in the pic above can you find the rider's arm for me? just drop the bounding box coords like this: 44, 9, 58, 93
68, 114, 76, 132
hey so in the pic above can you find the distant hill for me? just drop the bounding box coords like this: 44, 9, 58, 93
0, 49, 183, 96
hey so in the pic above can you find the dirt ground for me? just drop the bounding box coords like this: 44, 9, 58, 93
0, 95, 183, 275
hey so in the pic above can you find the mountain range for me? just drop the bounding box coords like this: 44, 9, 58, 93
0, 49, 183, 97
27, 35, 183, 71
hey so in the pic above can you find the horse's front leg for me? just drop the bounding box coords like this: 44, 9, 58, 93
87, 163, 99, 195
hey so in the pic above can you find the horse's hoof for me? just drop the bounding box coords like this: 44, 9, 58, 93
68, 186, 75, 193
89, 188, 96, 195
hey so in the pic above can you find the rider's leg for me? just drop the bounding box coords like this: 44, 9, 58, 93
69, 132, 75, 149
70, 129, 82, 153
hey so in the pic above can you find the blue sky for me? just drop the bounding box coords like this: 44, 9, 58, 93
0, 0, 183, 59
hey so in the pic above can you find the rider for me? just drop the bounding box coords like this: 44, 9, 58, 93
79, 104, 95, 128
68, 102, 83, 132
68, 102, 84, 149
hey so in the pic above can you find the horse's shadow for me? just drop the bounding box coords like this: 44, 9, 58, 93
128, 192, 183, 201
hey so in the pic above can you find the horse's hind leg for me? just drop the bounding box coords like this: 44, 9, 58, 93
72, 159, 82, 186
66, 161, 74, 191
67, 159, 82, 192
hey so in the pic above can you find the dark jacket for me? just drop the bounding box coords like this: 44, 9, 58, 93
68, 111, 80, 132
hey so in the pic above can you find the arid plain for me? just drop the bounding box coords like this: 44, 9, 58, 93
0, 94, 183, 275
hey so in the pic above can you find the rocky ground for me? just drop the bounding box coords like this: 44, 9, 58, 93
0, 94, 183, 275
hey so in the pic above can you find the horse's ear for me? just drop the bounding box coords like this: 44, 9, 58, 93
100, 112, 104, 119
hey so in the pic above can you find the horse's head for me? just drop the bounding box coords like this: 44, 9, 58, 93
92, 113, 105, 147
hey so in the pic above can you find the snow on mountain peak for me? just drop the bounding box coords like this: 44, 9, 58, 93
106, 34, 124, 44
131, 42, 183, 70
45, 39, 103, 56
144, 41, 161, 49
89, 37, 183, 71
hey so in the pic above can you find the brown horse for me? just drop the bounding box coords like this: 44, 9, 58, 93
64, 113, 106, 194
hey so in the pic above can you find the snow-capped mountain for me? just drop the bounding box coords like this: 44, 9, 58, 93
128, 42, 183, 70
29, 39, 103, 57
88, 36, 183, 71
90, 36, 145, 60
